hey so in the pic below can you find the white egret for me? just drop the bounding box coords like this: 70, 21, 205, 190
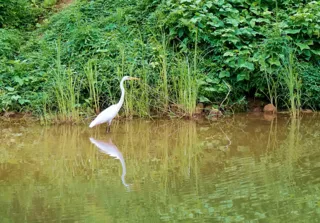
89, 76, 139, 132
89, 137, 130, 189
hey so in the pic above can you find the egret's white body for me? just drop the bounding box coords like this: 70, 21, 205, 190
89, 76, 139, 132
89, 137, 129, 188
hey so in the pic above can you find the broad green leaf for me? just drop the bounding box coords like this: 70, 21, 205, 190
213, 0, 224, 6
219, 71, 230, 78
239, 61, 254, 71
306, 40, 313, 45
225, 18, 239, 27
311, 50, 320, 55
206, 78, 220, 84
197, 80, 207, 86
249, 19, 255, 27
13, 76, 24, 85
180, 18, 190, 26
5, 87, 14, 92
236, 28, 256, 36
268, 57, 281, 66
96, 49, 108, 53
238, 50, 250, 55
207, 16, 224, 27
225, 57, 237, 68
295, 42, 310, 51
190, 17, 199, 24
252, 52, 262, 62
199, 96, 211, 103
178, 29, 184, 38
105, 23, 116, 30
237, 72, 249, 81
223, 51, 234, 57
169, 28, 177, 36
262, 10, 272, 16
18, 99, 30, 105
284, 29, 300, 34
303, 50, 311, 57
278, 21, 289, 28
204, 87, 218, 92
205, 1, 213, 8
11, 95, 21, 101
255, 18, 270, 23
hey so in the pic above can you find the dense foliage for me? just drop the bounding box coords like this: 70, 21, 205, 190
0, 0, 319, 120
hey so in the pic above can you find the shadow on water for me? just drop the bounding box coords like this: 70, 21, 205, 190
1, 114, 320, 222
89, 137, 131, 190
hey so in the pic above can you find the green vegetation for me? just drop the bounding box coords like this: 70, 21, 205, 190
0, 0, 319, 122
281, 47, 301, 117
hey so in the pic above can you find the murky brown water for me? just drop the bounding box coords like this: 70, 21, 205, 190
1, 114, 320, 222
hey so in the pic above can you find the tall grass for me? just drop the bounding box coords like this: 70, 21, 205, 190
136, 31, 151, 117
40, 31, 204, 122
121, 30, 201, 118
116, 45, 132, 118
281, 47, 301, 117
48, 40, 81, 123
172, 55, 198, 116
264, 69, 279, 108
159, 33, 169, 112
148, 31, 170, 114
171, 31, 201, 117
107, 31, 204, 119
124, 61, 135, 118
126, 65, 152, 118
84, 59, 100, 114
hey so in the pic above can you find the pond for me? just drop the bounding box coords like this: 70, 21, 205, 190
1, 114, 320, 222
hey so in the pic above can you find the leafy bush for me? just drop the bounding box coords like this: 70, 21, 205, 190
1, 0, 320, 117
0, 0, 43, 29
155, 0, 320, 105
0, 29, 22, 59
299, 63, 320, 110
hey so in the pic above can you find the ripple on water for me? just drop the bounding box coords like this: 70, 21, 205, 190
1, 117, 320, 222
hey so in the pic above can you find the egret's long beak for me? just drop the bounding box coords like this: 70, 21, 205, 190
129, 77, 140, 80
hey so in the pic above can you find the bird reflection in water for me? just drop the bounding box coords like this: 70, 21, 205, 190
89, 138, 130, 190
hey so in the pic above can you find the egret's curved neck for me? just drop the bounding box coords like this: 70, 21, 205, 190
117, 78, 126, 108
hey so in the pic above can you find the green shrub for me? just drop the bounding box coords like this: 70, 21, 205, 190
0, 29, 22, 59
1, 0, 320, 117
299, 63, 320, 110
0, 0, 43, 30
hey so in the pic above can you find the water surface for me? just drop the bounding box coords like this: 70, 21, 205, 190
1, 114, 320, 222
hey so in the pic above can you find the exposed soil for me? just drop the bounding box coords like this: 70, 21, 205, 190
56, 0, 74, 10
247, 97, 268, 112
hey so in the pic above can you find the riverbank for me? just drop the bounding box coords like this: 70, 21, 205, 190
1, 0, 319, 121
1, 107, 316, 126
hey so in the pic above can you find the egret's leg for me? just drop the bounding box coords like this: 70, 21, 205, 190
106, 122, 111, 133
